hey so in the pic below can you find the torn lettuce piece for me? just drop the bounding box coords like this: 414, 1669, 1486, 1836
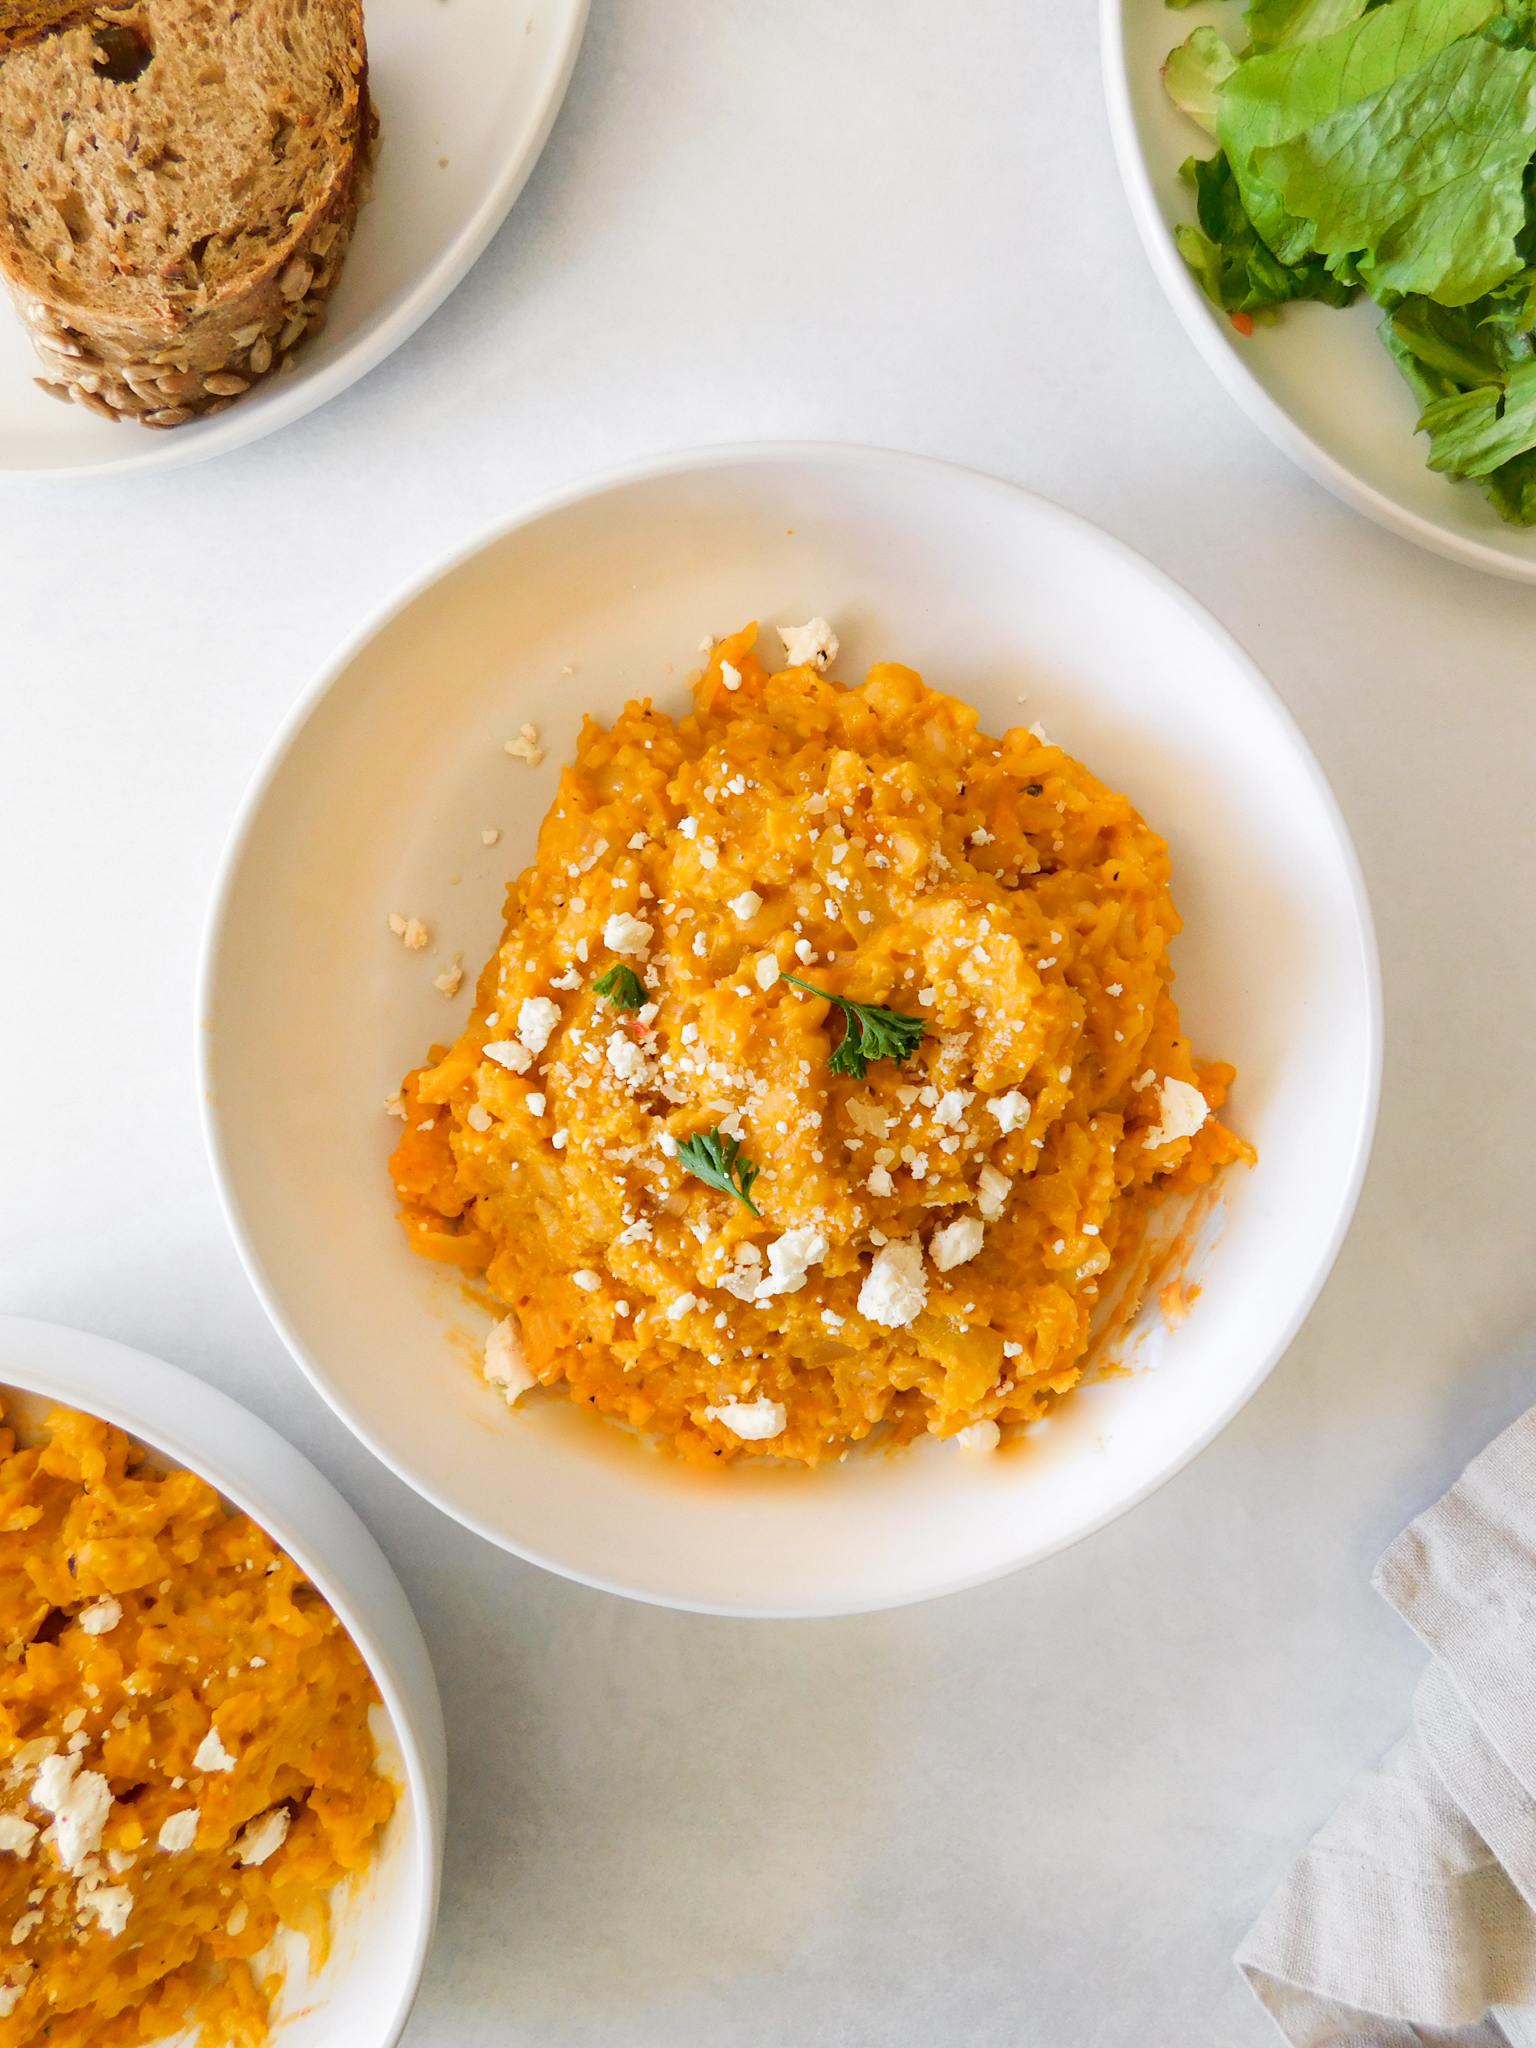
1378, 286, 1536, 517
1256, 34, 1536, 304
1217, 0, 1499, 266
1165, 27, 1241, 134
1175, 149, 1358, 310
1246, 0, 1372, 53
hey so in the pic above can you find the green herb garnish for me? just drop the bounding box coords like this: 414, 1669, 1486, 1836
675, 1126, 761, 1214
779, 974, 928, 1080
593, 964, 647, 1012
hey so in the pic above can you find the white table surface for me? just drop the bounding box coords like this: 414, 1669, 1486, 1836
4, 3, 1535, 2041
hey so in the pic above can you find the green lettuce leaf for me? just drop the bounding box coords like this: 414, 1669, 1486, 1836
1217, 0, 1499, 262
1256, 34, 1536, 302
1417, 354, 1536, 470
1247, 0, 1371, 55
1165, 27, 1241, 134
1175, 149, 1360, 308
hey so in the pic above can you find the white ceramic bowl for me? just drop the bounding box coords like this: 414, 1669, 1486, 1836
200, 443, 1381, 1618
0, 1314, 445, 2048
1102, 0, 1536, 581
0, 0, 589, 480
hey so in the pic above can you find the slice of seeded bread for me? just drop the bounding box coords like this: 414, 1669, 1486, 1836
0, 0, 375, 428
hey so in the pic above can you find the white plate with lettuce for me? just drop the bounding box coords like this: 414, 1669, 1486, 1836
1103, 0, 1536, 579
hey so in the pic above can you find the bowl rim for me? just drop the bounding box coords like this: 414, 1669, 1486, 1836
196, 438, 1384, 1615
1099, 0, 1536, 584
0, 1312, 445, 2044
0, 0, 592, 484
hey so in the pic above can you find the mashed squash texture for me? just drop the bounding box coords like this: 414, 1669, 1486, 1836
0, 1405, 395, 2048
391, 625, 1252, 1466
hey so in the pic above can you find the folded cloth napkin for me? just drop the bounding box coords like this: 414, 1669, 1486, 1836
1238, 1405, 1536, 2047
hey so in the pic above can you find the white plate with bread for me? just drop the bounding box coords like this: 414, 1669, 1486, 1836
0, 0, 589, 480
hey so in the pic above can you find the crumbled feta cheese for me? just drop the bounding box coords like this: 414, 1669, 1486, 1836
434, 956, 464, 997
552, 1130, 568, 1149
720, 661, 742, 692
483, 827, 500, 845
666, 1294, 697, 1321
679, 817, 698, 839
680, 1022, 699, 1044
77, 1597, 121, 1637
970, 829, 992, 846
525, 1092, 547, 1117
467, 1103, 493, 1131
1027, 721, 1050, 745
705, 1396, 786, 1440
504, 728, 544, 766
1135, 1069, 1155, 1091
483, 1038, 532, 1074
729, 890, 763, 922
1003, 1340, 1023, 1358
821, 1309, 845, 1331
31, 1755, 113, 1872
753, 1227, 829, 1299
0, 1817, 35, 1856
929, 1216, 984, 1271
603, 913, 654, 956
692, 931, 708, 958
1107, 982, 1122, 996
607, 1031, 651, 1087
658, 1131, 678, 1157
956, 1419, 1001, 1453
484, 1317, 537, 1405
986, 1091, 1029, 1134
572, 1270, 601, 1292
918, 986, 936, 1006
157, 1808, 199, 1854
517, 996, 561, 1054
615, 1219, 653, 1246
192, 1728, 236, 1775
933, 1089, 973, 1127
858, 1240, 928, 1328
236, 1807, 290, 1867
755, 954, 780, 990
866, 1166, 894, 1198
777, 619, 838, 671
77, 1881, 132, 1936
1143, 1077, 1209, 1150
794, 938, 815, 964
976, 1164, 1012, 1221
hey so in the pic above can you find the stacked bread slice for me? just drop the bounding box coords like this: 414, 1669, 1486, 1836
0, 0, 375, 428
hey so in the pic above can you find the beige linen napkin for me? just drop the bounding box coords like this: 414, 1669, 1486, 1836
1238, 1406, 1536, 2048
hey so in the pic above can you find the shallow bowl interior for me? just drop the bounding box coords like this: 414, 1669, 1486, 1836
1103, 0, 1536, 581
201, 445, 1380, 1616
0, 1315, 445, 2048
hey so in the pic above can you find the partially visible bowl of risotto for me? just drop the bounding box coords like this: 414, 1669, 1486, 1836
0, 1315, 444, 2048
200, 445, 1380, 1617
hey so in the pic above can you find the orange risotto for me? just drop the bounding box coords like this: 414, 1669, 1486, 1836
390, 620, 1252, 1466
0, 1404, 395, 2048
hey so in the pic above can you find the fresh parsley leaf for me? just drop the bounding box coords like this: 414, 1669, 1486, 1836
779, 974, 928, 1081
593, 964, 647, 1012
1257, 33, 1536, 305
675, 1127, 761, 1214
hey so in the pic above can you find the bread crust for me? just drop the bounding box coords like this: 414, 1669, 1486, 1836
2, 8, 376, 429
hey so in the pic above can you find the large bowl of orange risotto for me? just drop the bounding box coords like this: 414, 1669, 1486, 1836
200, 445, 1380, 1617
0, 1315, 444, 2048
